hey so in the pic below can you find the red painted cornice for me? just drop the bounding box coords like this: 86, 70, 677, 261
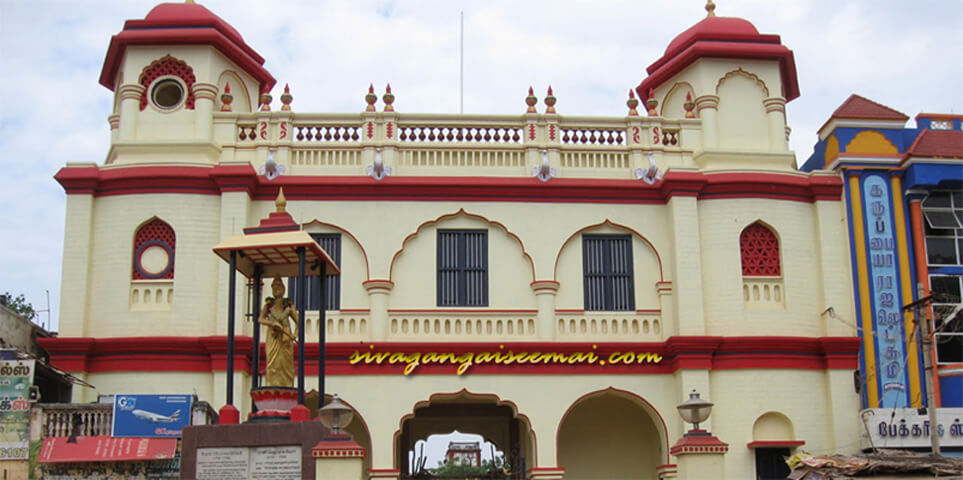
54, 164, 842, 204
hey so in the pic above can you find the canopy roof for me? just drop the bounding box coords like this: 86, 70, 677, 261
212, 189, 339, 278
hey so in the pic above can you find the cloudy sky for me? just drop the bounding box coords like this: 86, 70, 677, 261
1, 0, 961, 333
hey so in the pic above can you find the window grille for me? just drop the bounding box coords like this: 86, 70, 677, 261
437, 230, 488, 307
583, 234, 635, 311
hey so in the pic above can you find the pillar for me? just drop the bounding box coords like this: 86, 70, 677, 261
694, 95, 719, 149
667, 195, 706, 335
531, 281, 560, 340
313, 436, 366, 480
59, 191, 94, 337
192, 82, 218, 141
763, 97, 788, 151
364, 280, 393, 341
670, 433, 728, 480
117, 83, 144, 140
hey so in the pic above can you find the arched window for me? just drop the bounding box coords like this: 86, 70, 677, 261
740, 223, 781, 276
132, 218, 176, 280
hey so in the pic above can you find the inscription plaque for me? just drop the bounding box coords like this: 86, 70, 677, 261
196, 447, 249, 480
251, 446, 302, 480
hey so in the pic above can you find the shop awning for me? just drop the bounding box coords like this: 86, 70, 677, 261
39, 436, 177, 463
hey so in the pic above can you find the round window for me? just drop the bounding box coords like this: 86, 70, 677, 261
151, 79, 185, 110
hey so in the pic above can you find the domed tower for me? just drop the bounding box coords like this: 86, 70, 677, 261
637, 1, 799, 168
100, 0, 275, 163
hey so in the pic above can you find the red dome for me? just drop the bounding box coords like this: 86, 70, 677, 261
663, 16, 763, 59
99, 2, 275, 92
636, 14, 799, 102
141, 2, 245, 47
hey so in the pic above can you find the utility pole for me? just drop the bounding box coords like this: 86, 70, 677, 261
906, 284, 940, 455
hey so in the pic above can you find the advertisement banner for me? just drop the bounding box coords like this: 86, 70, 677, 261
39, 436, 178, 463
860, 408, 963, 450
112, 394, 192, 438
0, 359, 34, 459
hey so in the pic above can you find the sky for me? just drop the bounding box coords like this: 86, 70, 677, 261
0, 0, 961, 334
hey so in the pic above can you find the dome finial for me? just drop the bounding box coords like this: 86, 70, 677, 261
705, 1, 716, 17
275, 188, 287, 213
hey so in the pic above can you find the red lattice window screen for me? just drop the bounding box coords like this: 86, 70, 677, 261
740, 223, 781, 276
132, 219, 176, 280
138, 55, 196, 111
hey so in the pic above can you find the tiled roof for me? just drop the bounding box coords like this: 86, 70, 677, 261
906, 129, 963, 158
832, 94, 909, 122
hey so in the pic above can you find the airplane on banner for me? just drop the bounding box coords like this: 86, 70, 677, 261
131, 409, 181, 423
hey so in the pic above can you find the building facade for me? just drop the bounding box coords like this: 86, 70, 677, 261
801, 96, 963, 456
43, 2, 863, 478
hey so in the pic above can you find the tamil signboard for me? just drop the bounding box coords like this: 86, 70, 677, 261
0, 359, 34, 459
860, 408, 963, 450
39, 436, 178, 463
112, 394, 192, 438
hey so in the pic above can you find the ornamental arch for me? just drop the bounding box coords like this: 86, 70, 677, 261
556, 388, 668, 480
394, 390, 535, 476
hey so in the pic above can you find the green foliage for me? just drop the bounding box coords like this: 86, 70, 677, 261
430, 457, 508, 477
2, 292, 36, 320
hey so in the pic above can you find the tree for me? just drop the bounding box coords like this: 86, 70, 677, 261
1, 292, 36, 320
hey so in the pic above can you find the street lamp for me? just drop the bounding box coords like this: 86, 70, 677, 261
318, 394, 354, 438
677, 389, 713, 434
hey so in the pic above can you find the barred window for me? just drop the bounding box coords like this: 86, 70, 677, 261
740, 223, 781, 276
583, 234, 635, 311
437, 230, 488, 307
288, 233, 341, 311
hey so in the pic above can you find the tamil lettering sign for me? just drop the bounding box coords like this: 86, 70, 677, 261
112, 394, 192, 438
39, 436, 178, 463
862, 175, 909, 407
860, 408, 963, 449
0, 359, 34, 459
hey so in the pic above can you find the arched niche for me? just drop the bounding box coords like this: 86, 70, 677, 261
751, 411, 796, 442
553, 220, 663, 311
660, 82, 695, 119
389, 209, 535, 309
394, 389, 536, 475
716, 69, 769, 150
556, 388, 668, 480
218, 70, 252, 112
306, 391, 373, 474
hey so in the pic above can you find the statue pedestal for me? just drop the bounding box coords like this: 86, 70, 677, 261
250, 386, 298, 422
180, 421, 326, 480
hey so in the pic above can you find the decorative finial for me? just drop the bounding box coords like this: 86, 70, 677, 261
525, 86, 538, 113
626, 89, 639, 116
365, 84, 377, 112
544, 86, 557, 114
706, 0, 716, 17
220, 83, 233, 112
383, 84, 395, 112
684, 91, 696, 118
275, 188, 287, 213
185, 0, 195, 3
280, 84, 293, 111
259, 85, 272, 112
645, 88, 658, 116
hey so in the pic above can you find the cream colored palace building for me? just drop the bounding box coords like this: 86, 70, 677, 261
44, 2, 862, 479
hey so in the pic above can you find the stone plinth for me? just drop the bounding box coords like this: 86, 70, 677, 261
181, 421, 326, 480
669, 430, 728, 479
312, 434, 366, 480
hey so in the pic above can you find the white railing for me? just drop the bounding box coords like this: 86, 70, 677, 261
387, 313, 537, 342
213, 108, 698, 179
743, 277, 785, 308
303, 312, 369, 342
556, 312, 663, 341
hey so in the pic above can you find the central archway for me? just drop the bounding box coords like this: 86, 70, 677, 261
395, 390, 535, 477
557, 388, 668, 480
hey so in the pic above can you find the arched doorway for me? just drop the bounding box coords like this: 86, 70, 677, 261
396, 390, 534, 478
557, 388, 667, 480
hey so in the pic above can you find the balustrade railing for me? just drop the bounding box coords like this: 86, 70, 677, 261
556, 312, 663, 341
388, 313, 537, 341
214, 108, 695, 177
40, 403, 112, 438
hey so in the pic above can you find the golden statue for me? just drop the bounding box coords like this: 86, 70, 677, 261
258, 275, 298, 387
